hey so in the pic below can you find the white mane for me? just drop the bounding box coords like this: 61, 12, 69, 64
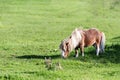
70, 28, 82, 51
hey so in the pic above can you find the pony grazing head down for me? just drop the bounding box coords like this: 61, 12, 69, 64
59, 28, 105, 58
59, 29, 82, 58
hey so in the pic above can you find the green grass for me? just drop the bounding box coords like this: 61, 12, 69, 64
0, 0, 120, 80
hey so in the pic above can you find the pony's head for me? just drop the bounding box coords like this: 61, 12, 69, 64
59, 37, 72, 58
59, 28, 82, 58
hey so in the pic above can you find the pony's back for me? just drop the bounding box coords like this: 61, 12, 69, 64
81, 28, 101, 47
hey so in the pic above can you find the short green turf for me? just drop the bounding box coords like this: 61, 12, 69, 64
0, 0, 120, 80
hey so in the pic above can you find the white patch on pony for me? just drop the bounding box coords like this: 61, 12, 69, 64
71, 29, 82, 49
61, 50, 65, 57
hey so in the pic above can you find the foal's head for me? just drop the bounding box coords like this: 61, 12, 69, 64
59, 38, 71, 58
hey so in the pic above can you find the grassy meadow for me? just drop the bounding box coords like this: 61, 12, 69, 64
0, 0, 120, 80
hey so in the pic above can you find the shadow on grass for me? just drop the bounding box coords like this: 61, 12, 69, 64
77, 44, 120, 63
111, 36, 120, 43
16, 44, 120, 63
16, 43, 120, 63
98, 36, 120, 63
67, 36, 120, 64
16, 54, 60, 59
112, 36, 120, 40
16, 36, 120, 63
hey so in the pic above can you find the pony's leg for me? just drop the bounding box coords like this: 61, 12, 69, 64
80, 46, 84, 56
93, 43, 96, 49
74, 48, 79, 57
93, 43, 98, 53
96, 43, 100, 56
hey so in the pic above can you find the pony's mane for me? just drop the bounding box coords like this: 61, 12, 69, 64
83, 28, 99, 31
69, 28, 82, 51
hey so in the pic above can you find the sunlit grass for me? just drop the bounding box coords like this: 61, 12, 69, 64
0, 0, 120, 80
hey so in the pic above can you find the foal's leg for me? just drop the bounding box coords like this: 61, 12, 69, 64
74, 48, 79, 57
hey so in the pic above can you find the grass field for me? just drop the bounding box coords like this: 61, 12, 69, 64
0, 0, 120, 80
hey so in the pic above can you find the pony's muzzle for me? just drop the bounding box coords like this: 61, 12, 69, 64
61, 55, 67, 59
61, 54, 67, 58
61, 52, 68, 58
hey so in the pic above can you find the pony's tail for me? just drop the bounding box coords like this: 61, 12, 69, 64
100, 32, 105, 53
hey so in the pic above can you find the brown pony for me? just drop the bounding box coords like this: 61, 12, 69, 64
59, 28, 105, 58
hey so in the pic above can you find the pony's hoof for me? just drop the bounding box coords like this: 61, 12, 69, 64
73, 55, 78, 58
96, 54, 99, 56
82, 54, 84, 57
